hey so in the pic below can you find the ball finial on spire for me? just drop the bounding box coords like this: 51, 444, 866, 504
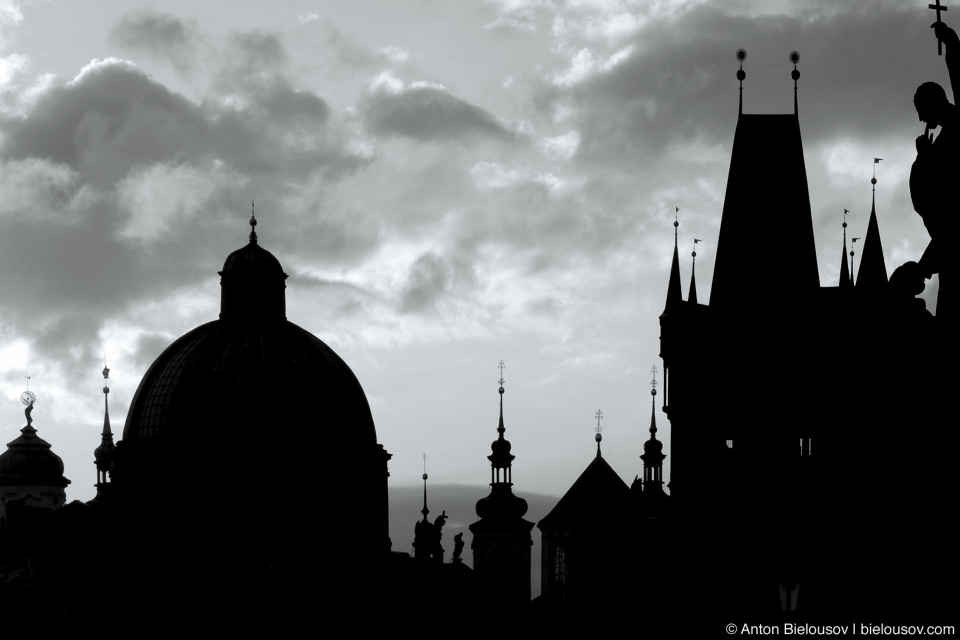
650, 364, 658, 397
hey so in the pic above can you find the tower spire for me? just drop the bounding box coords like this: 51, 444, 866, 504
249, 199, 258, 245
664, 208, 683, 313
94, 364, 116, 496
736, 49, 747, 117
790, 51, 801, 116
689, 239, 701, 304
641, 365, 666, 495
594, 409, 603, 457
840, 209, 851, 288
421, 453, 429, 520
857, 159, 889, 290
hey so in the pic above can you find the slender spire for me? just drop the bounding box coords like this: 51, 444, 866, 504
840, 209, 851, 288
102, 364, 112, 438
790, 51, 801, 116
851, 237, 861, 285
94, 364, 116, 493
664, 208, 683, 313
249, 199, 258, 244
857, 160, 889, 290
641, 365, 666, 494
594, 409, 603, 457
689, 239, 701, 304
421, 453, 429, 520
736, 49, 747, 117
497, 360, 506, 438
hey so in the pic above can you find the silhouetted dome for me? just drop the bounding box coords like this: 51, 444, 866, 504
121, 318, 377, 447
0, 425, 70, 488
644, 437, 663, 455
490, 436, 512, 458
115, 227, 382, 507
221, 240, 285, 278
476, 486, 528, 520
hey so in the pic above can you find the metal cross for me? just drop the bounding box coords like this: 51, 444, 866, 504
650, 364, 658, 389
498, 360, 505, 386
24, 374, 30, 390
594, 409, 603, 433
931, 1, 949, 55
422, 452, 427, 473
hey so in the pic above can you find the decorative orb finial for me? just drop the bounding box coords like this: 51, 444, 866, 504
20, 390, 36, 407
789, 51, 800, 65
737, 48, 747, 63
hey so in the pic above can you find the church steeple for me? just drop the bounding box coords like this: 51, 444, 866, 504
641, 365, 666, 494
663, 209, 683, 314
840, 209, 852, 288
689, 239, 700, 305
94, 364, 116, 497
856, 161, 888, 291
469, 360, 534, 603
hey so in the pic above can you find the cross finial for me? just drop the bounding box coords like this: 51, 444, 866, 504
249, 199, 258, 244
650, 364, 658, 389
595, 409, 603, 432
930, 1, 949, 55
497, 360, 505, 387
24, 374, 30, 391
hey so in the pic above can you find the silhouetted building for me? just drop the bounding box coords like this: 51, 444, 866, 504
469, 374, 534, 605
658, 54, 953, 624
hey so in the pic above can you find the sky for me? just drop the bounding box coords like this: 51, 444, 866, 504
0, 0, 946, 511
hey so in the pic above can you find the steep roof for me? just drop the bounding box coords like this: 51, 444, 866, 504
710, 113, 819, 310
538, 453, 630, 532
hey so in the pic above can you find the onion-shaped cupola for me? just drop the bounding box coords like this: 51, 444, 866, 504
0, 391, 71, 494
219, 202, 288, 323
475, 361, 528, 520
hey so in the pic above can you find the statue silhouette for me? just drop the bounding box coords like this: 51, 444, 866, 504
910, 20, 960, 319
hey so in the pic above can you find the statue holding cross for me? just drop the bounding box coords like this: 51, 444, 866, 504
931, 0, 949, 54
910, 13, 960, 320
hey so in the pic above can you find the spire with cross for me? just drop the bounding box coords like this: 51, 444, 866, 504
594, 409, 603, 456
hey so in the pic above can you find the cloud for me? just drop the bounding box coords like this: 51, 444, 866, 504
398, 252, 478, 313
110, 10, 199, 73
362, 72, 515, 143
483, 0, 555, 34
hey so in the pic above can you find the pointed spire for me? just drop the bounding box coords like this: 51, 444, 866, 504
101, 364, 112, 438
94, 364, 116, 493
857, 161, 888, 290
736, 49, 747, 117
790, 51, 801, 116
421, 453, 429, 521
851, 237, 861, 286
249, 199, 258, 245
689, 239, 701, 304
594, 409, 603, 457
840, 210, 852, 288
641, 365, 666, 494
664, 208, 683, 313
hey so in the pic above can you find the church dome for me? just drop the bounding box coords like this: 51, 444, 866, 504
114, 215, 385, 522
0, 424, 70, 488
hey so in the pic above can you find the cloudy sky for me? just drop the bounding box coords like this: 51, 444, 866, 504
0, 0, 944, 508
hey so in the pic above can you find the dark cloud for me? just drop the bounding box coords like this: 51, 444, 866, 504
540, 2, 929, 168
399, 252, 478, 313
109, 11, 199, 73
363, 81, 516, 143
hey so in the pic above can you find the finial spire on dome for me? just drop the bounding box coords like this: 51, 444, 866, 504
95, 363, 116, 493
594, 409, 603, 457
497, 360, 506, 437
249, 199, 258, 245
790, 51, 801, 116
102, 362, 112, 438
736, 49, 747, 116
649, 365, 658, 438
